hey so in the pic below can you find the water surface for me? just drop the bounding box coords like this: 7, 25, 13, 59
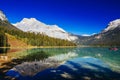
0, 47, 120, 72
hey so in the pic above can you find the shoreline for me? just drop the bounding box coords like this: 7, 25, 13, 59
0, 46, 77, 65
0, 46, 77, 49
0, 45, 120, 49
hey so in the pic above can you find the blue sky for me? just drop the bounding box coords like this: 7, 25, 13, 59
0, 0, 120, 35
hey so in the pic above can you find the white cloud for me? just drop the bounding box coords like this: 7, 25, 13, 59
82, 33, 97, 36
82, 34, 91, 36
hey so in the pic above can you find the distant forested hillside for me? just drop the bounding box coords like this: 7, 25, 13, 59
0, 26, 76, 47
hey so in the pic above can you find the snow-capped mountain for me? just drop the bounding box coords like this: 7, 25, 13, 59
13, 18, 78, 41
103, 19, 120, 32
0, 10, 18, 30
0, 10, 7, 21
77, 19, 120, 45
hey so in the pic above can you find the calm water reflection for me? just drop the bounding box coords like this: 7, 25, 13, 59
26, 47, 120, 72
0, 47, 120, 72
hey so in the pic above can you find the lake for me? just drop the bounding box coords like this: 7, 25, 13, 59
0, 47, 120, 79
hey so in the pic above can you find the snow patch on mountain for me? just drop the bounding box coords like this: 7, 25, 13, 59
13, 18, 78, 41
103, 19, 120, 32
0, 10, 7, 21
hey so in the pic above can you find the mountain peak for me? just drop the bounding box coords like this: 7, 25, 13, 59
13, 18, 78, 41
22, 18, 37, 22
20, 18, 39, 23
17, 18, 47, 27
104, 19, 120, 32
0, 10, 8, 21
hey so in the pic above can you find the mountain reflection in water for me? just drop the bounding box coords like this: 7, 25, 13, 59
6, 57, 120, 80
0, 47, 120, 80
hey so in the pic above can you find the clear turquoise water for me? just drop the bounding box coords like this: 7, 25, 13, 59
27, 47, 120, 72
0, 47, 120, 72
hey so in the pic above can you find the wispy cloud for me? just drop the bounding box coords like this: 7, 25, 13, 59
82, 33, 97, 36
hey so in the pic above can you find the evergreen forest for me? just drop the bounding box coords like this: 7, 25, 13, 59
0, 26, 76, 47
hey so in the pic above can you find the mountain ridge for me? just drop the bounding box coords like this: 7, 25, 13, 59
0, 10, 19, 30
13, 18, 78, 41
0, 9, 120, 46
13, 17, 120, 46
0, 10, 76, 47
103, 19, 120, 33
76, 19, 120, 46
